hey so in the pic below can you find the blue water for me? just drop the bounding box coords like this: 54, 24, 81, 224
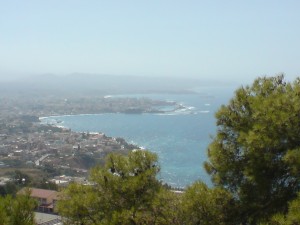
41, 86, 236, 187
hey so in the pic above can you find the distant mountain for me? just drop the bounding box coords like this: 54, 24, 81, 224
0, 73, 233, 96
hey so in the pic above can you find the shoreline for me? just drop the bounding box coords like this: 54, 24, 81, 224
38, 98, 201, 188
38, 102, 197, 121
39, 113, 192, 189
39, 115, 144, 150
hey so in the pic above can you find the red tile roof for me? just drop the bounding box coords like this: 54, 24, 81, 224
18, 188, 59, 201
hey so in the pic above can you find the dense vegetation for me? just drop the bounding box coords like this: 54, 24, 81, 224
205, 75, 300, 224
4, 75, 300, 225
0, 190, 36, 225
57, 150, 234, 225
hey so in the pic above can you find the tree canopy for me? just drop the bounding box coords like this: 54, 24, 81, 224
180, 181, 235, 225
205, 75, 300, 223
0, 190, 37, 225
57, 150, 163, 224
57, 149, 237, 225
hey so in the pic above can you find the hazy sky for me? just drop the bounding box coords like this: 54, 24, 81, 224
0, 0, 300, 82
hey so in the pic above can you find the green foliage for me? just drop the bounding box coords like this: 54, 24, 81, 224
0, 190, 37, 225
180, 181, 235, 225
42, 164, 61, 177
143, 188, 182, 225
0, 181, 18, 196
57, 183, 98, 225
205, 75, 300, 223
57, 150, 163, 225
262, 192, 300, 225
0, 170, 33, 196
285, 194, 300, 224
11, 170, 32, 186
0, 198, 10, 225
75, 152, 97, 168
34, 179, 59, 191
57, 150, 242, 225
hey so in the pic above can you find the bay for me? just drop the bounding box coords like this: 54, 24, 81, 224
41, 86, 236, 187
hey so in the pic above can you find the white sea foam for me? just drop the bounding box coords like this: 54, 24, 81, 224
199, 110, 210, 113
39, 87, 234, 188
155, 113, 179, 116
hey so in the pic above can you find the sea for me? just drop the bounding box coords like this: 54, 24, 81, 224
40, 86, 237, 188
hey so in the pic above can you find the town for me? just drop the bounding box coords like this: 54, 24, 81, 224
0, 114, 138, 186
0, 94, 179, 190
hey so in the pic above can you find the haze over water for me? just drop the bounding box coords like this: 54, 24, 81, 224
41, 86, 236, 187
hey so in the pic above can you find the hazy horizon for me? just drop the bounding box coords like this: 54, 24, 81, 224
1, 1, 300, 83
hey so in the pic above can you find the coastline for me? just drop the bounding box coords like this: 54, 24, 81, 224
39, 115, 143, 150
38, 94, 210, 188
38, 101, 197, 121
